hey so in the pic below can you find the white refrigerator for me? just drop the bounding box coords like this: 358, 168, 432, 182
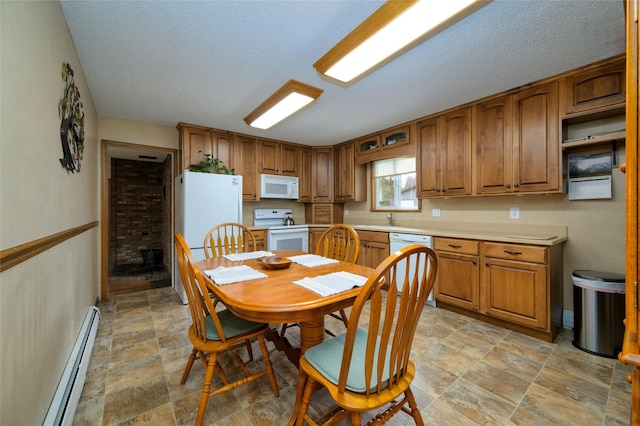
174, 171, 243, 304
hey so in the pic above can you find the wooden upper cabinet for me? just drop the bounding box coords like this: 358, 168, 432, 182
417, 117, 440, 198
258, 140, 298, 176
235, 135, 259, 201
178, 123, 235, 172
258, 140, 279, 175
178, 123, 211, 172
334, 141, 366, 202
281, 144, 298, 176
381, 124, 415, 155
476, 85, 561, 195
417, 107, 472, 198
475, 96, 513, 195
298, 147, 312, 202
560, 57, 626, 117
355, 134, 381, 165
512, 82, 560, 193
354, 124, 415, 165
312, 147, 333, 202
441, 108, 472, 196
212, 131, 236, 171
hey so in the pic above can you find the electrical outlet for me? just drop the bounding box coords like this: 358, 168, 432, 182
344, 208, 349, 216
432, 208, 441, 217
510, 206, 520, 219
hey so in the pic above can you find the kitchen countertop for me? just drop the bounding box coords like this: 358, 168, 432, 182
305, 222, 568, 246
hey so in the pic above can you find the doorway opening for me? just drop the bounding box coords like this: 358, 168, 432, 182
101, 140, 177, 299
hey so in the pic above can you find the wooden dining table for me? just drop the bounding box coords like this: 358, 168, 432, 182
197, 250, 374, 367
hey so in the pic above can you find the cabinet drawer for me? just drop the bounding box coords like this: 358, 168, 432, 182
251, 230, 266, 240
484, 242, 546, 264
251, 230, 267, 250
434, 238, 479, 255
357, 230, 389, 244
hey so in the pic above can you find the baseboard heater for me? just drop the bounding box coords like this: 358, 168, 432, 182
44, 306, 100, 425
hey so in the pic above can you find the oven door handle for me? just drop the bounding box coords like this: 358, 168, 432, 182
268, 227, 309, 235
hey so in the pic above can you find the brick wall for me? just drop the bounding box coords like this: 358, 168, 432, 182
109, 159, 165, 265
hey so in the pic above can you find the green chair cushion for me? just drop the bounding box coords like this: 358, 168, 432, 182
204, 310, 264, 340
304, 328, 391, 393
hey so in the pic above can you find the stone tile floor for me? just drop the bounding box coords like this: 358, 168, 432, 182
73, 287, 632, 425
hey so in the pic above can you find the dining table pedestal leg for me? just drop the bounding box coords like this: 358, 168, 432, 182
299, 317, 325, 353
264, 317, 326, 368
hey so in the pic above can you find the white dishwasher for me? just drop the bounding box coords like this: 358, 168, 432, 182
389, 232, 436, 306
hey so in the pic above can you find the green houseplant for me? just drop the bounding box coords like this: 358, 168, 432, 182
188, 150, 235, 175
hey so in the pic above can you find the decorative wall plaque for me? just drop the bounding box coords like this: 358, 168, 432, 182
58, 62, 84, 173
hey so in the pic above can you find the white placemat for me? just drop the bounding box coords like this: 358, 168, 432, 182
222, 251, 275, 261
288, 254, 340, 267
293, 271, 367, 296
204, 265, 267, 285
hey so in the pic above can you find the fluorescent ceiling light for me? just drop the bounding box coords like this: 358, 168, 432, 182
314, 0, 491, 84
244, 79, 323, 129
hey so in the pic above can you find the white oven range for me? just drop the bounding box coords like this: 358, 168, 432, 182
253, 208, 309, 252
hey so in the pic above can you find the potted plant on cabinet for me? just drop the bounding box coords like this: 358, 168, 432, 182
188, 150, 235, 175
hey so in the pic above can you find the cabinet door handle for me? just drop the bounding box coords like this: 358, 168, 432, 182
448, 244, 462, 249
504, 250, 522, 255
505, 184, 511, 189
472, 260, 477, 265
485, 262, 489, 267
514, 183, 519, 188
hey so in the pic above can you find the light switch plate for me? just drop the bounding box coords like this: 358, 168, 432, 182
510, 206, 520, 219
432, 208, 441, 217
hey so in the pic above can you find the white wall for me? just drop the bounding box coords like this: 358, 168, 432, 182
0, 2, 99, 424
98, 115, 178, 149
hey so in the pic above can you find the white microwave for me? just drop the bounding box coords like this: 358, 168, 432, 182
260, 174, 299, 199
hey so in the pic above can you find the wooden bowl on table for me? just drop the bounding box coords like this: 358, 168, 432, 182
259, 256, 292, 270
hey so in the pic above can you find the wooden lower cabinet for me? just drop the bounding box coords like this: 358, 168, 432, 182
308, 226, 328, 254
434, 237, 563, 342
356, 230, 389, 269
483, 254, 547, 330
251, 229, 266, 251
433, 238, 479, 311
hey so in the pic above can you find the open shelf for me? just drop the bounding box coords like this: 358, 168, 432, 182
562, 131, 626, 150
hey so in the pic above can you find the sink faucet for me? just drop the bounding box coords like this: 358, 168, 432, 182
386, 212, 393, 226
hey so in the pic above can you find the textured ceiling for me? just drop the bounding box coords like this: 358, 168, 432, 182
60, 0, 625, 147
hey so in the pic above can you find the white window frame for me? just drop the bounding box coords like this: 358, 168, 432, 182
371, 157, 420, 212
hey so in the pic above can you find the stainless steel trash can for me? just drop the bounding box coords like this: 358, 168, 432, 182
572, 270, 625, 358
